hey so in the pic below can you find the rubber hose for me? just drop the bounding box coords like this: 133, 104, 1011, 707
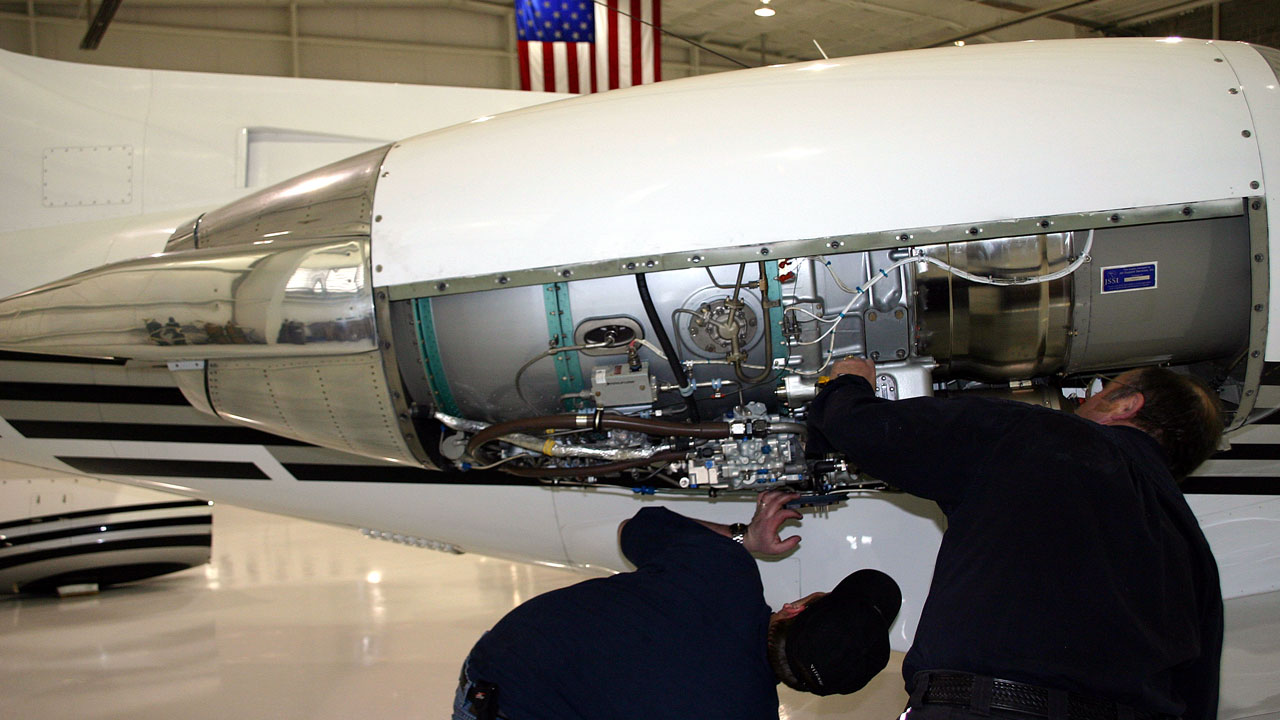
635, 273, 700, 422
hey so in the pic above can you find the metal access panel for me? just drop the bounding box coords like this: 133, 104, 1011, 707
1065, 215, 1251, 373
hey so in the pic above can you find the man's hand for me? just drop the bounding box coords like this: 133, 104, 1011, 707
831, 356, 876, 385
744, 490, 802, 555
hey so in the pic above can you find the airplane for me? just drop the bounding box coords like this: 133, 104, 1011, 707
0, 37, 1277, 718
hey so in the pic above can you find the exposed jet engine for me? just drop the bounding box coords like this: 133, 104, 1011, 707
0, 38, 1275, 495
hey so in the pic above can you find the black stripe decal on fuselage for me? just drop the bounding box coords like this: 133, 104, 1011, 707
0, 382, 189, 405
0, 499, 209, 531
57, 457, 268, 479
1181, 476, 1280, 494
11, 420, 310, 446
0, 515, 211, 549
0, 535, 211, 571
284, 463, 541, 485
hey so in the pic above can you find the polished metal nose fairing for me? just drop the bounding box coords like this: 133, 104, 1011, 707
0, 238, 375, 361
0, 144, 432, 468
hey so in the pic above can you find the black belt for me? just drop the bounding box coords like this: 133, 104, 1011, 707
913, 672, 1174, 720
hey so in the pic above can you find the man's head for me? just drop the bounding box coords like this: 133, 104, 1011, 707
766, 569, 902, 696
1075, 366, 1224, 480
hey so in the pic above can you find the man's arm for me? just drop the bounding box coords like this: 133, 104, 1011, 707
616, 490, 802, 557
809, 358, 1003, 505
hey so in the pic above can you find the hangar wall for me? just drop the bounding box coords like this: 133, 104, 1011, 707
0, 1, 746, 89
1134, 0, 1280, 48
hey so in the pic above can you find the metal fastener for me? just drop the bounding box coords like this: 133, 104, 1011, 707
375, 215, 383, 222
1255, 304, 1265, 312
1109, 214, 1121, 223
1229, 87, 1239, 94
1244, 130, 1253, 138
436, 282, 448, 291
1251, 181, 1261, 189
498, 276, 509, 284
760, 248, 771, 256
1255, 254, 1265, 263
830, 240, 842, 249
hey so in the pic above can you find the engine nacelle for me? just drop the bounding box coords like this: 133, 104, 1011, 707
0, 38, 1275, 489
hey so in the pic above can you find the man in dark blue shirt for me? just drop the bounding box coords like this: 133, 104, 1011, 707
452, 490, 903, 719
807, 358, 1224, 720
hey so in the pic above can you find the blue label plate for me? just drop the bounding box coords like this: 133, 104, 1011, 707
1100, 262, 1157, 294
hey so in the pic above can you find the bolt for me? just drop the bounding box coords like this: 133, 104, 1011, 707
1181, 206, 1193, 216
383, 340, 392, 349
691, 255, 702, 263
375, 215, 383, 222
1251, 181, 1261, 189
1255, 303, 1265, 312
436, 282, 448, 291
1244, 130, 1253, 138
868, 311, 878, 322
830, 240, 842, 249
625, 262, 636, 270
760, 248, 771, 256
1254, 200, 1264, 210
561, 269, 572, 277
1255, 254, 1265, 262
375, 264, 384, 272
1252, 350, 1261, 358
381, 171, 389, 177
376, 291, 387, 301
1109, 214, 1121, 223
1247, 389, 1255, 397
1214, 57, 1224, 62
1229, 87, 1239, 94
498, 276, 509, 284
968, 227, 980, 235
1039, 220, 1051, 229
645, 260, 656, 268
896, 349, 907, 359
871, 351, 880, 360
895, 309, 905, 319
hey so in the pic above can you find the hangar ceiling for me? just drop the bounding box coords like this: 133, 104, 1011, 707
0, 0, 1252, 83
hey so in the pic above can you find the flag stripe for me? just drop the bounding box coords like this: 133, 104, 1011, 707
518, 40, 532, 92
608, 0, 621, 90
631, 0, 643, 87
543, 42, 557, 92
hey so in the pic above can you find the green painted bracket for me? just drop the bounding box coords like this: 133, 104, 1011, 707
765, 261, 787, 375
543, 283, 586, 411
412, 297, 461, 416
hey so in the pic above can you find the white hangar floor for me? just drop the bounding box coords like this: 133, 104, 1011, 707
0, 503, 909, 719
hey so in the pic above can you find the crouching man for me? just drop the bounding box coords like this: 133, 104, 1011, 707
453, 490, 902, 719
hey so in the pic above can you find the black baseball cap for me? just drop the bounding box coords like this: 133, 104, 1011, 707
783, 568, 902, 696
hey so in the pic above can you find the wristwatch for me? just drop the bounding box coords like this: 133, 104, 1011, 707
730, 523, 748, 544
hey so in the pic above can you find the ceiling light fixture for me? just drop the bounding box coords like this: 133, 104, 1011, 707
755, 0, 775, 17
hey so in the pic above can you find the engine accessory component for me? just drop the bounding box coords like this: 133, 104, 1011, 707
685, 299, 758, 354
590, 361, 658, 407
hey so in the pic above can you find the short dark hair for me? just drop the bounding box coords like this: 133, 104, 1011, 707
1111, 367, 1224, 480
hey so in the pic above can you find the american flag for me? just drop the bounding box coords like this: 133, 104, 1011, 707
515, 0, 662, 94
